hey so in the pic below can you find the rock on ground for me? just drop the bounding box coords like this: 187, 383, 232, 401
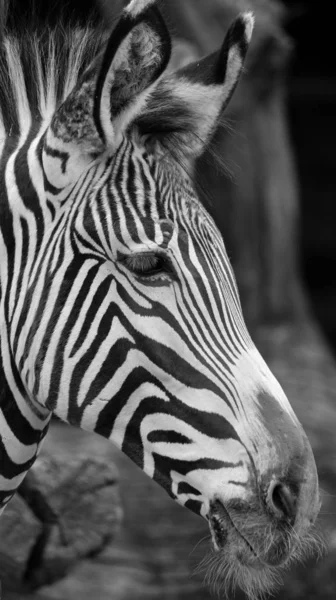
0, 452, 122, 598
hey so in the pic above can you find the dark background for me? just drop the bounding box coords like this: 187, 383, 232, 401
282, 0, 336, 351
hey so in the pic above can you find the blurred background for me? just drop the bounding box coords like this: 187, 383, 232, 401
283, 0, 336, 351
0, 1, 336, 599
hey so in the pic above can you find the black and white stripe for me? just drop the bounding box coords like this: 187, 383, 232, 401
0, 0, 300, 527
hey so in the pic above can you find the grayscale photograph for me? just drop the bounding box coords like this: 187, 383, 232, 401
0, 0, 334, 599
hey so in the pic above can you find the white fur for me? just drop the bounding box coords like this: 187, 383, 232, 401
241, 11, 255, 43
4, 38, 31, 135
125, 0, 157, 18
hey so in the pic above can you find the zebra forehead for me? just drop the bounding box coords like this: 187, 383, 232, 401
94, 141, 215, 227
87, 167, 221, 251
94, 189, 214, 240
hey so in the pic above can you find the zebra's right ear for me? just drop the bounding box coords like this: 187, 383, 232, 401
42, 0, 171, 191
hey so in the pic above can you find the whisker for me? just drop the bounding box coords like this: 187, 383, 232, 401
318, 512, 336, 515
319, 487, 336, 498
189, 534, 211, 557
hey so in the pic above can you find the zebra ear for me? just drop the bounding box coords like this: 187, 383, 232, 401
42, 0, 171, 191
138, 13, 254, 161
93, 2, 171, 148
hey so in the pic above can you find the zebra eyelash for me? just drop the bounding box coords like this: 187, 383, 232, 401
120, 251, 175, 279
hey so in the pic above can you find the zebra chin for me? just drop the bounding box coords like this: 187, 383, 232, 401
201, 497, 322, 600
182, 384, 322, 598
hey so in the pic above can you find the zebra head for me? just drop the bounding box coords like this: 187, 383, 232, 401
2, 0, 319, 596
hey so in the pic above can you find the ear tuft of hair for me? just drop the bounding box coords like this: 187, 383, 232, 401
241, 12, 255, 43
215, 11, 254, 85
124, 0, 158, 19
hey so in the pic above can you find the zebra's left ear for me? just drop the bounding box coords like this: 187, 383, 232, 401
138, 12, 254, 161
42, 0, 171, 190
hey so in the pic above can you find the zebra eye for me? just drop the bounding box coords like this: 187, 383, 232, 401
124, 253, 172, 278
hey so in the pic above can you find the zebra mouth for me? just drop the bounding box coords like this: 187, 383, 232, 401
209, 512, 229, 549
208, 500, 260, 566
204, 502, 287, 600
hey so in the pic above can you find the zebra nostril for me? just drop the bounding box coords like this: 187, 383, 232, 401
267, 480, 297, 523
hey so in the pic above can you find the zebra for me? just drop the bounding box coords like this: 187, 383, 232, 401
0, 0, 320, 597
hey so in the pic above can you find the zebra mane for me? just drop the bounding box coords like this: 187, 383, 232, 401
0, 2, 230, 197
0, 20, 107, 138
